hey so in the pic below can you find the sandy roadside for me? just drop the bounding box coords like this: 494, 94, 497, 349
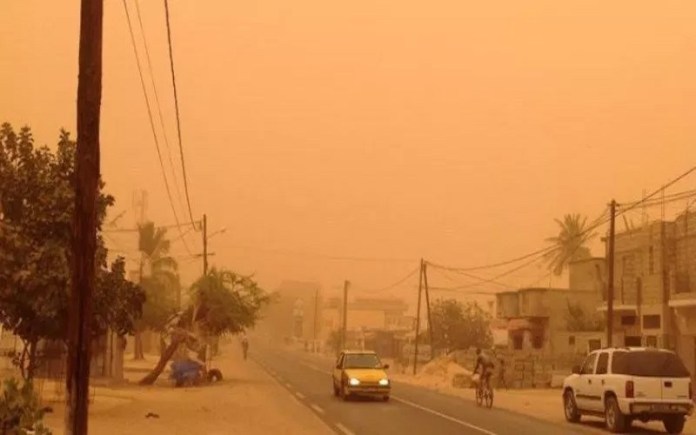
41, 347, 333, 435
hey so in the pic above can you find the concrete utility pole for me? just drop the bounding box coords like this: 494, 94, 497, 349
341, 280, 350, 351
607, 200, 617, 347
66, 0, 103, 433
202, 214, 208, 276
413, 259, 424, 375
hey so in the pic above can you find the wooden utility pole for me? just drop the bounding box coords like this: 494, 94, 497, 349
607, 200, 617, 347
413, 259, 424, 375
202, 214, 208, 276
423, 261, 434, 359
66, 0, 103, 433
341, 280, 350, 351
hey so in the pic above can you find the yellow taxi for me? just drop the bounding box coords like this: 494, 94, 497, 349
332, 350, 391, 401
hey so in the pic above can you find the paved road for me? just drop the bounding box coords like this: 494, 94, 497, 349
253, 347, 592, 435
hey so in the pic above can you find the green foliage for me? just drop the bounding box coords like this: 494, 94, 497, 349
0, 123, 145, 372
190, 268, 270, 337
94, 258, 146, 337
0, 378, 51, 435
544, 213, 597, 276
430, 299, 492, 352
565, 300, 603, 332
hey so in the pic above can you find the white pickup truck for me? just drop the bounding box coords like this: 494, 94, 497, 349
562, 347, 693, 434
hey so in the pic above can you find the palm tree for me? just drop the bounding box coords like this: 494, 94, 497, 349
134, 222, 179, 359
544, 214, 597, 276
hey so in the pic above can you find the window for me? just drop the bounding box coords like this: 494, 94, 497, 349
643, 315, 661, 329
532, 335, 543, 349
621, 315, 636, 326
588, 339, 602, 352
581, 353, 598, 375
513, 335, 523, 350
596, 352, 609, 374
624, 336, 642, 347
649, 246, 655, 274
611, 350, 689, 377
646, 335, 658, 348
568, 336, 576, 346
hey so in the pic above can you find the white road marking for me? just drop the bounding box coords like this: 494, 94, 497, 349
296, 392, 306, 399
285, 382, 293, 389
393, 396, 498, 435
310, 404, 325, 415
335, 423, 356, 435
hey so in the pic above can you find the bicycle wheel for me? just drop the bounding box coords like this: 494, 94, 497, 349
484, 387, 494, 408
475, 386, 483, 406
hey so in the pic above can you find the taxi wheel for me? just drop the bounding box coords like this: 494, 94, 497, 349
333, 383, 339, 397
382, 395, 390, 402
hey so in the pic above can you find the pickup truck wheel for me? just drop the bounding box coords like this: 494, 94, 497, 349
333, 382, 339, 397
663, 415, 686, 434
605, 396, 628, 433
563, 391, 581, 423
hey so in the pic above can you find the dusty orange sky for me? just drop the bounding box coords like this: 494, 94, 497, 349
2, 1, 696, 302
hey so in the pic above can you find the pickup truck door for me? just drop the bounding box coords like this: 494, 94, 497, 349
575, 352, 598, 411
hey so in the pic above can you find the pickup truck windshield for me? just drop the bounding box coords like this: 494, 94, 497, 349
612, 351, 690, 377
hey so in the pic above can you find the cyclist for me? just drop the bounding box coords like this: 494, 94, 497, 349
473, 348, 494, 392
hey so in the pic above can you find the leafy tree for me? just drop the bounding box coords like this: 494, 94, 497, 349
139, 268, 269, 385
430, 299, 492, 354
0, 378, 52, 435
544, 213, 597, 276
0, 123, 145, 379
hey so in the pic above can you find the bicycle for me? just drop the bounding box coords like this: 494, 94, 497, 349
475, 372, 494, 408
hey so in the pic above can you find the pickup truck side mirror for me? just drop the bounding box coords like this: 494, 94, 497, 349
383, 364, 390, 370
335, 364, 341, 370
571, 365, 581, 375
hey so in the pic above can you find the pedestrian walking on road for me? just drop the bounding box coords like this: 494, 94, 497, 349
241, 333, 249, 360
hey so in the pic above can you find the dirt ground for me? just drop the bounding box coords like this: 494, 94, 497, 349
41, 345, 333, 435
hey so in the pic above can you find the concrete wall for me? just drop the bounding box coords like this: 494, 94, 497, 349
569, 257, 605, 292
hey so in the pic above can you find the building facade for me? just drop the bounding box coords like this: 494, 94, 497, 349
598, 220, 676, 349
497, 286, 602, 354
258, 281, 323, 346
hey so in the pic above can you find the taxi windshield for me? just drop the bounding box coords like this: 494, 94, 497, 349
344, 353, 382, 369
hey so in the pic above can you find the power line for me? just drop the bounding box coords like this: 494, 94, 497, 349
428, 254, 547, 293
618, 188, 696, 210
428, 265, 513, 290
226, 244, 416, 263
617, 165, 696, 217
103, 219, 201, 233
353, 267, 421, 293
163, 0, 197, 231
427, 245, 556, 273
133, 0, 186, 214
122, 0, 193, 256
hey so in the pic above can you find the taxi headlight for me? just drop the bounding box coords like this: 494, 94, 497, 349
349, 378, 360, 386
379, 378, 390, 386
